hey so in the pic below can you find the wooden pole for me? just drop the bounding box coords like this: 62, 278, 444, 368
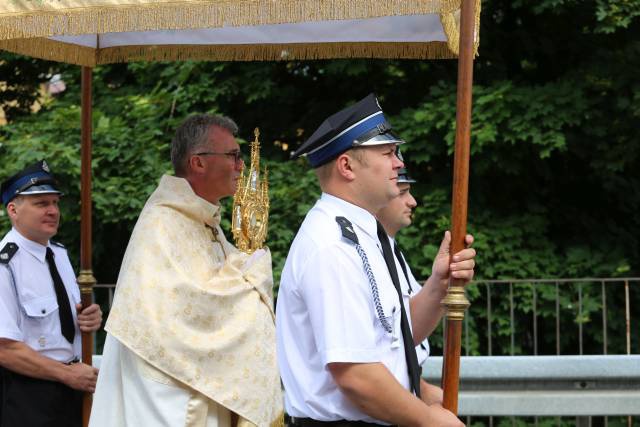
77, 66, 96, 427
441, 0, 476, 415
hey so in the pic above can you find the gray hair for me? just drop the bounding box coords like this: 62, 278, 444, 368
171, 114, 239, 176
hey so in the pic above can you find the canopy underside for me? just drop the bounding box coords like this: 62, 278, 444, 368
0, 14, 468, 65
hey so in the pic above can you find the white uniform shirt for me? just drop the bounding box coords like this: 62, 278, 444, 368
0, 228, 81, 362
390, 237, 430, 365
276, 193, 414, 423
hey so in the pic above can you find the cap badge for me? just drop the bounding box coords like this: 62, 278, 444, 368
42, 161, 50, 172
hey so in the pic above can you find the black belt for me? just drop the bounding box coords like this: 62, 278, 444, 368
289, 417, 392, 427
65, 357, 80, 365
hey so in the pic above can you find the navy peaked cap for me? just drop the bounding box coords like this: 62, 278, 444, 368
395, 149, 416, 184
1, 160, 61, 206
292, 93, 405, 168
397, 168, 416, 184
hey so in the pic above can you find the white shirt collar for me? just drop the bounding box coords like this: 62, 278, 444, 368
9, 227, 49, 263
319, 193, 378, 240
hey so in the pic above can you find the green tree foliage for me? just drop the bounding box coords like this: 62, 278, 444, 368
0, 0, 638, 355
0, 53, 55, 121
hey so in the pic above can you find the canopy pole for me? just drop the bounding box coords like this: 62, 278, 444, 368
441, 0, 476, 415
77, 65, 96, 427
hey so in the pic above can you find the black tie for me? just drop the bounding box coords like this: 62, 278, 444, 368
394, 243, 428, 353
376, 221, 422, 397
393, 242, 414, 294
45, 248, 75, 344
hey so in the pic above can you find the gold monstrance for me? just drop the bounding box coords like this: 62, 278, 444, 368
232, 128, 269, 254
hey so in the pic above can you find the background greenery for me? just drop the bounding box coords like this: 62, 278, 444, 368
1, 0, 638, 357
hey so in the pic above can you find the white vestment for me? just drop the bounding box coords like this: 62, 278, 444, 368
91, 335, 232, 427
90, 175, 283, 427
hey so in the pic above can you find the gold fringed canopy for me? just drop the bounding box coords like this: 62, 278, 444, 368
0, 0, 480, 65
1, 2, 483, 425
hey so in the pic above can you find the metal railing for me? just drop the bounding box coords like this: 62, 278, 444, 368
442, 278, 638, 357
95, 277, 638, 356
429, 278, 638, 427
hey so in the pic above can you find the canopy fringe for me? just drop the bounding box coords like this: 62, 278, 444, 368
101, 42, 456, 63
440, 0, 481, 56
0, 38, 97, 66
0, 38, 456, 66
1, 0, 461, 41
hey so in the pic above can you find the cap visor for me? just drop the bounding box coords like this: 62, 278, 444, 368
356, 131, 405, 147
397, 177, 417, 184
18, 184, 62, 197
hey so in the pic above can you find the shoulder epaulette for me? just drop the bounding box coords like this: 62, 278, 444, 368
335, 216, 359, 245
50, 241, 66, 249
0, 242, 19, 264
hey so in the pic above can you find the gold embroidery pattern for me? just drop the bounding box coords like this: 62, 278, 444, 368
106, 175, 282, 427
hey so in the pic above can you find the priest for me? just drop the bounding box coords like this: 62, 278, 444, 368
90, 115, 283, 427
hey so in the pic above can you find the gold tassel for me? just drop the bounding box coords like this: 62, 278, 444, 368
0, 39, 456, 66
0, 38, 97, 67
1, 0, 462, 41
439, 0, 481, 57
99, 42, 456, 64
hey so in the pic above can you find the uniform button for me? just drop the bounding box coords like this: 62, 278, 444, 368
41, 309, 46, 314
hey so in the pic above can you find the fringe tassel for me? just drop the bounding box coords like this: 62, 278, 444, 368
101, 42, 456, 63
0, 38, 456, 66
0, 38, 97, 66
439, 0, 481, 57
1, 0, 461, 41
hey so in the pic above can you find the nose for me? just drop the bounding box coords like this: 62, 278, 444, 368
393, 153, 404, 169
407, 194, 417, 208
46, 204, 60, 216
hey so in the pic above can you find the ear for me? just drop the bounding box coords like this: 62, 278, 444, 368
335, 152, 357, 181
6, 202, 18, 220
187, 154, 206, 175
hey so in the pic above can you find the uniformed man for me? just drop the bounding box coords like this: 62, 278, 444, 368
0, 160, 102, 427
276, 94, 476, 427
377, 163, 457, 404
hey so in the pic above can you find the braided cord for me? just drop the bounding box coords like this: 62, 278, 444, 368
355, 243, 393, 334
